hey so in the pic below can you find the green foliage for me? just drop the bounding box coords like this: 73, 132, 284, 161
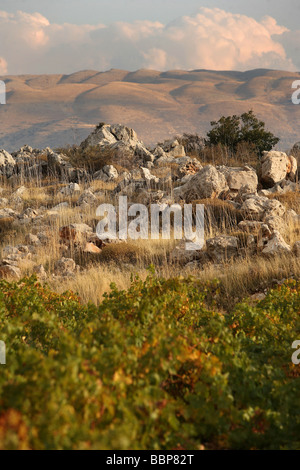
0, 275, 299, 449
207, 110, 280, 156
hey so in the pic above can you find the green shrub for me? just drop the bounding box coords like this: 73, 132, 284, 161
207, 110, 280, 157
0, 274, 299, 449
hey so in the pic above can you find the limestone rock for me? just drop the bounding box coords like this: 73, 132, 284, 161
240, 195, 285, 221
60, 183, 80, 196
33, 264, 47, 280
0, 150, 15, 178
25, 233, 41, 246
54, 257, 76, 276
93, 165, 118, 182
262, 231, 291, 256
261, 151, 297, 187
174, 165, 228, 202
206, 236, 239, 263
76, 189, 97, 207
140, 167, 159, 184
218, 166, 258, 193
0, 265, 21, 279
162, 139, 186, 157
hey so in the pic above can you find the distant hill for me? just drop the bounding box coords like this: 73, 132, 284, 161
0, 68, 299, 152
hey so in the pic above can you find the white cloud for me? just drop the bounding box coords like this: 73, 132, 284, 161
0, 7, 297, 74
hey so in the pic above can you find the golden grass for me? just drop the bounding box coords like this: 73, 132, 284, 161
268, 190, 300, 212
0, 172, 299, 310
47, 250, 299, 309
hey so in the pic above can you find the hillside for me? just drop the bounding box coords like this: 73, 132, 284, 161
0, 68, 299, 152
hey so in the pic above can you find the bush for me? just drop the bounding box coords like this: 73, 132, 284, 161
207, 110, 280, 157
0, 275, 299, 449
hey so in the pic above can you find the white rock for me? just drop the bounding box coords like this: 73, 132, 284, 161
60, 183, 80, 196
140, 167, 159, 184
241, 195, 285, 221
262, 231, 291, 255
218, 166, 258, 193
174, 165, 228, 202
261, 151, 297, 187
0, 150, 15, 177
93, 165, 118, 182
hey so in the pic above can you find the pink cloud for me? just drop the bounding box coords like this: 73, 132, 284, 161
0, 8, 296, 74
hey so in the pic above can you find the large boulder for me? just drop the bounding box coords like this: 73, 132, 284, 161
80, 123, 155, 166
240, 195, 286, 221
60, 183, 81, 196
262, 231, 291, 256
140, 167, 159, 184
0, 150, 15, 178
0, 265, 21, 280
93, 165, 118, 182
162, 139, 186, 157
218, 166, 258, 193
81, 123, 139, 149
76, 189, 97, 207
260, 151, 297, 187
174, 165, 228, 202
81, 124, 118, 148
206, 236, 239, 263
54, 257, 77, 277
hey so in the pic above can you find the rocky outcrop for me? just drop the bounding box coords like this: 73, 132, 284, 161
260, 151, 297, 187
174, 165, 228, 202
54, 257, 77, 277
0, 150, 15, 178
262, 231, 291, 256
60, 183, 81, 196
206, 236, 239, 263
93, 165, 118, 182
218, 165, 258, 194
0, 265, 21, 280
240, 195, 286, 221
161, 139, 186, 157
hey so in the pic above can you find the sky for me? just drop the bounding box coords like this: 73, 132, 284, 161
0, 0, 299, 75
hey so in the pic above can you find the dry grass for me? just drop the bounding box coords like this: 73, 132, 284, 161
47, 250, 299, 309
0, 169, 299, 310
268, 190, 300, 212
192, 199, 243, 237
190, 142, 259, 168
56, 145, 135, 173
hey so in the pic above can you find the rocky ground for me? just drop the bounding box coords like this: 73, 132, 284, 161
0, 123, 299, 304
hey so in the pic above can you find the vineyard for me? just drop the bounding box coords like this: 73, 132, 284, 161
0, 273, 299, 450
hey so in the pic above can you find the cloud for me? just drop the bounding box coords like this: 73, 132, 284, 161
0, 7, 297, 74
276, 30, 300, 70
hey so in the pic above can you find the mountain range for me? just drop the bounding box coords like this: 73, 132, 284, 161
0, 68, 299, 152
